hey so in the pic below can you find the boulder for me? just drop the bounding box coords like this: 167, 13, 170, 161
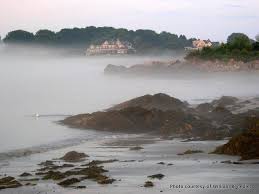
212, 117, 259, 160
60, 151, 89, 162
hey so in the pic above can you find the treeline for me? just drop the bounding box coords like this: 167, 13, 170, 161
3, 26, 194, 52
186, 33, 259, 62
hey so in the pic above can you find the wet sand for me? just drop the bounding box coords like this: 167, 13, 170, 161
1, 135, 259, 194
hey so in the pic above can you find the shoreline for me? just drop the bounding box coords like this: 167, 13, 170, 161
1, 134, 259, 193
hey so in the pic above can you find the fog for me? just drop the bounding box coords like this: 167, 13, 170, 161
0, 46, 259, 153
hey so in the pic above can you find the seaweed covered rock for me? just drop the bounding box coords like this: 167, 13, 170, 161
0, 176, 22, 190
60, 151, 89, 162
213, 117, 259, 160
42, 171, 66, 180
58, 178, 80, 187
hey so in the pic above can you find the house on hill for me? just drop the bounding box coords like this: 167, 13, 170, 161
86, 39, 136, 55
185, 39, 213, 50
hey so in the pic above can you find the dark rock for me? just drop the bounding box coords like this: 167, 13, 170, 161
83, 159, 118, 166
58, 178, 80, 187
196, 103, 213, 113
220, 160, 232, 164
144, 181, 154, 187
213, 117, 259, 160
25, 182, 37, 186
212, 106, 232, 114
0, 176, 22, 190
0, 177, 15, 184
157, 162, 165, 165
148, 174, 165, 180
60, 151, 89, 162
178, 150, 204, 155
120, 160, 136, 163
61, 105, 215, 139
130, 146, 143, 151
35, 172, 48, 176
75, 186, 86, 189
19, 178, 39, 182
38, 160, 55, 166
64, 164, 113, 184
108, 93, 187, 112
98, 178, 116, 184
60, 93, 258, 140
19, 172, 32, 177
37, 163, 75, 172
212, 96, 238, 107
42, 171, 66, 180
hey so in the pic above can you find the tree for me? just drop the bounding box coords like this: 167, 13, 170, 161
35, 30, 56, 44
227, 33, 249, 44
3, 26, 195, 51
256, 34, 259, 42
227, 33, 252, 50
4, 30, 34, 43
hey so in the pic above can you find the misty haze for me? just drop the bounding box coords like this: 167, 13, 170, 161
0, 1, 259, 194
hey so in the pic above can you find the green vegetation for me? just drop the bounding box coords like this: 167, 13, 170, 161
186, 33, 259, 62
3, 26, 194, 52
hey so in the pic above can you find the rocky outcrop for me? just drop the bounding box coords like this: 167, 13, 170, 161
62, 106, 220, 138
60, 94, 259, 140
104, 59, 259, 76
211, 96, 238, 107
104, 60, 197, 76
213, 117, 259, 160
108, 93, 187, 112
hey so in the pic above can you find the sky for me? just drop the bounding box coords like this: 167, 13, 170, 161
0, 0, 259, 41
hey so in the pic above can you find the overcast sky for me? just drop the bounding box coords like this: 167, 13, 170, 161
0, 0, 258, 41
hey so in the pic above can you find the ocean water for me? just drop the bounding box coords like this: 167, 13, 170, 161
0, 50, 259, 156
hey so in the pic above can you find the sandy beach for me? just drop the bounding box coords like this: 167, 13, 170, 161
1, 133, 259, 194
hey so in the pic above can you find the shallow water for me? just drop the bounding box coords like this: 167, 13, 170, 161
0, 51, 259, 156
